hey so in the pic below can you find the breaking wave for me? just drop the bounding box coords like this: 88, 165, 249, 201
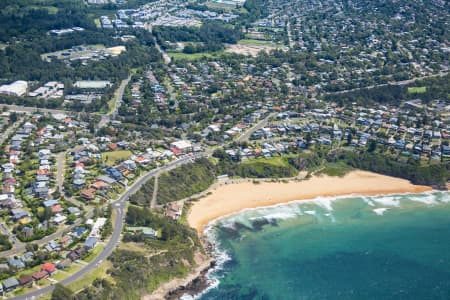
194, 190, 449, 299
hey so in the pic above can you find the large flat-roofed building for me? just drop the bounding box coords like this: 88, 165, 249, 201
74, 80, 112, 89
29, 81, 64, 99
0, 81, 28, 97
170, 140, 193, 154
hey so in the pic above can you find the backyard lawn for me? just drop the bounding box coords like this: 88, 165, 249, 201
101, 150, 132, 166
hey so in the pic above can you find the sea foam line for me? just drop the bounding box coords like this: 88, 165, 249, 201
194, 190, 448, 298
203, 191, 444, 229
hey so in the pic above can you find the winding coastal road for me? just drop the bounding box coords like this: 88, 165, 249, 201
8, 154, 201, 300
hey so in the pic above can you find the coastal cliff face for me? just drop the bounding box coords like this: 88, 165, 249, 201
147, 255, 215, 300
74, 206, 206, 300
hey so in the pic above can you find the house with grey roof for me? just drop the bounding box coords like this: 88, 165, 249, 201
98, 175, 116, 185
84, 236, 98, 250
2, 277, 19, 292
7, 258, 25, 269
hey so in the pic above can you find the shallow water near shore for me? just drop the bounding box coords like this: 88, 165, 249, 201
195, 191, 450, 300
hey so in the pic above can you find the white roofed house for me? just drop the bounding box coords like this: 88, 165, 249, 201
165, 202, 183, 220
170, 140, 193, 155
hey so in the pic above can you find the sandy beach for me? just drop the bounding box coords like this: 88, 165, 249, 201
187, 171, 432, 235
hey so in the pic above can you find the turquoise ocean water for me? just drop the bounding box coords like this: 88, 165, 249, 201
192, 192, 450, 300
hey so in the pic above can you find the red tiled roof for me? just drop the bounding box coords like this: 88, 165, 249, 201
32, 271, 48, 280
41, 262, 56, 273
91, 181, 109, 190
51, 204, 63, 213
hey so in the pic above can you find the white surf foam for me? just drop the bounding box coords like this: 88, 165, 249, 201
192, 224, 234, 299
371, 196, 400, 206
408, 194, 438, 205
373, 208, 390, 215
362, 196, 375, 206
313, 197, 335, 211
198, 191, 449, 299
439, 192, 450, 203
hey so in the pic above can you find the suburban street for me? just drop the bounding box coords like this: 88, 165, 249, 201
325, 71, 448, 95
5, 105, 307, 298
7, 152, 201, 300
145, 23, 171, 64
0, 104, 68, 116
9, 201, 125, 300
0, 212, 92, 259
98, 75, 132, 128
236, 112, 276, 142
0, 116, 25, 146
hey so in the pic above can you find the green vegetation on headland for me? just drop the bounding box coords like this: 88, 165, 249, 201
56, 206, 202, 300
57, 147, 446, 300
156, 158, 216, 204
226, 156, 298, 178
129, 177, 154, 206
331, 150, 449, 188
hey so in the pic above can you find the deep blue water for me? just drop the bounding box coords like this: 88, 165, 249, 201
197, 192, 450, 300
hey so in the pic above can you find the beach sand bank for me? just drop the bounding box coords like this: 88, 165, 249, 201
187, 171, 432, 235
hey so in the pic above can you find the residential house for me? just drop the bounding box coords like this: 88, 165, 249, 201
67, 207, 81, 216
84, 236, 98, 250
32, 271, 48, 281
165, 202, 183, 220
11, 208, 29, 221
41, 262, 56, 275
56, 259, 72, 269
18, 275, 33, 287
52, 214, 67, 225
67, 251, 80, 261
98, 175, 116, 185
45, 240, 61, 252
2, 277, 19, 292
7, 258, 25, 269
126, 226, 157, 239
90, 181, 109, 190
21, 252, 34, 263
81, 188, 96, 200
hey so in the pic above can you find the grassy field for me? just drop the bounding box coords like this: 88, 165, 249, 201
51, 264, 84, 281
318, 162, 354, 177
101, 150, 132, 166
83, 245, 105, 263
66, 260, 113, 294
408, 86, 427, 94
238, 39, 278, 46
27, 5, 58, 14
242, 155, 294, 168
238, 155, 298, 178
167, 50, 223, 61
94, 18, 101, 28
205, 1, 237, 11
